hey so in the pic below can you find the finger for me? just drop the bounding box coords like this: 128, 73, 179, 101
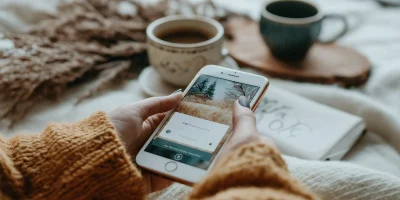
143, 173, 152, 194
142, 171, 173, 193
142, 112, 168, 136
131, 92, 182, 120
221, 97, 259, 154
150, 174, 173, 192
231, 96, 258, 140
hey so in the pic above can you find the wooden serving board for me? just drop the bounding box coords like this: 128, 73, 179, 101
226, 17, 371, 87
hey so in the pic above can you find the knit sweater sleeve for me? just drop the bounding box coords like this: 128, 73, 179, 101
0, 112, 146, 199
188, 142, 320, 200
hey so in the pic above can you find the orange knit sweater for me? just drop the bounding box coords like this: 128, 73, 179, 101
0, 112, 319, 200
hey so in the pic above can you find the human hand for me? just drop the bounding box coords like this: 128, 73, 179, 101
109, 91, 182, 193
217, 96, 275, 163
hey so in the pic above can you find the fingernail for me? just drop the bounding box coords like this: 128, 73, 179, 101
171, 88, 182, 95
238, 96, 250, 108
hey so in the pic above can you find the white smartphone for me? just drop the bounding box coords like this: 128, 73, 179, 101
136, 65, 269, 185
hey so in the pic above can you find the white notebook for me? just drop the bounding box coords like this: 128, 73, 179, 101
255, 87, 365, 161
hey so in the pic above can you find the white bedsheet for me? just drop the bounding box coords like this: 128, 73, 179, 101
1, 0, 400, 199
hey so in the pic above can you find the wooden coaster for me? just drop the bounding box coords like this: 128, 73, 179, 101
226, 17, 371, 87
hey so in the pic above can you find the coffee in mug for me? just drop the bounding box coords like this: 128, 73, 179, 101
160, 29, 211, 44
147, 16, 225, 87
259, 0, 348, 61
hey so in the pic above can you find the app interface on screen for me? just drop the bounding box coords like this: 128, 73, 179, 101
145, 75, 260, 170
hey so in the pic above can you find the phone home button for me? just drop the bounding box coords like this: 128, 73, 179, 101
165, 161, 178, 172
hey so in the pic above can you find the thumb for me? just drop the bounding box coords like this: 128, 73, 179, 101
131, 91, 182, 120
230, 96, 258, 142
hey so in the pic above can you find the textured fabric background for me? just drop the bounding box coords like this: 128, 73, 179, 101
1, 0, 400, 199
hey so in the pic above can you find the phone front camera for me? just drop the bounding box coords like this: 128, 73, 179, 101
221, 72, 223, 74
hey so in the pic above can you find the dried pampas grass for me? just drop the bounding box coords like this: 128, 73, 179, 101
0, 0, 244, 127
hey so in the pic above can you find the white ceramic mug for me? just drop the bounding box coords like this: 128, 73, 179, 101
146, 15, 225, 86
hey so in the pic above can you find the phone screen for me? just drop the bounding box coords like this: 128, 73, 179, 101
144, 74, 260, 170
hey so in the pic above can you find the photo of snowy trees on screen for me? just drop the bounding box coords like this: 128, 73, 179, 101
176, 75, 259, 126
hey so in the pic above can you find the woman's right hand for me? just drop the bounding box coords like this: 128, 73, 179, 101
217, 96, 275, 163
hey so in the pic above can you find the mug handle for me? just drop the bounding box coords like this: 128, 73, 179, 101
318, 14, 349, 44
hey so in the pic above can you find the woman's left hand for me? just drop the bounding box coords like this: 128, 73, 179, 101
109, 91, 182, 193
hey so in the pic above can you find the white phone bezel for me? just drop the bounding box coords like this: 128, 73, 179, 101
136, 65, 269, 184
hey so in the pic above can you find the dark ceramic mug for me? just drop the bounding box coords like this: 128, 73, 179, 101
260, 0, 348, 61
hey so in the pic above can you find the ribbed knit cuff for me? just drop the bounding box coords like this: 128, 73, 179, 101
189, 142, 316, 199
7, 112, 146, 199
